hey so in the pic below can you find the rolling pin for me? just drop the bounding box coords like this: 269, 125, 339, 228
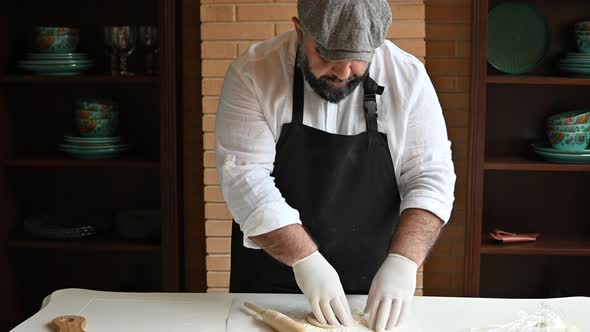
51, 315, 86, 332
244, 302, 306, 332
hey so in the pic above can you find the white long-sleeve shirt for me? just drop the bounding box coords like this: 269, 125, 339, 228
215, 31, 456, 249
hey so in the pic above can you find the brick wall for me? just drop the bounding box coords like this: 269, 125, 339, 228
423, 0, 471, 296
186, 0, 470, 295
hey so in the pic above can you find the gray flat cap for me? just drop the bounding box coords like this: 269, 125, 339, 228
297, 0, 392, 62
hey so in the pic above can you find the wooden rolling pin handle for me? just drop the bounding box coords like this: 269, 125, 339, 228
51, 315, 86, 332
244, 302, 306, 332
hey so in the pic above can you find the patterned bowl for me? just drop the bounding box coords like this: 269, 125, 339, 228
76, 118, 119, 137
546, 123, 590, 132
76, 109, 119, 120
576, 34, 590, 53
76, 98, 118, 112
36, 26, 79, 36
36, 33, 79, 53
547, 131, 590, 150
546, 109, 590, 125
574, 21, 590, 31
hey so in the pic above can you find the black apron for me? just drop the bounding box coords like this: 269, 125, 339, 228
230, 62, 401, 294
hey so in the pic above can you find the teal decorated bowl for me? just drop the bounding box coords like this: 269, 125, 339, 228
547, 131, 590, 150
76, 98, 118, 112
77, 109, 119, 120
574, 21, 590, 31
36, 33, 79, 53
576, 34, 590, 53
36, 26, 79, 36
547, 109, 590, 125
76, 118, 119, 137
546, 123, 590, 132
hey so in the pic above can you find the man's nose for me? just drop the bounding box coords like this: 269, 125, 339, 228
331, 61, 353, 81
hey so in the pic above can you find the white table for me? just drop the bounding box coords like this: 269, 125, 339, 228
10, 288, 590, 331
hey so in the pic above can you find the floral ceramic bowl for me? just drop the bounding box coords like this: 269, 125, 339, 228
36, 27, 80, 54
77, 109, 119, 120
76, 98, 118, 112
547, 131, 590, 150
576, 34, 590, 53
574, 20, 590, 31
546, 109, 590, 125
547, 123, 590, 132
77, 118, 119, 137
36, 26, 79, 36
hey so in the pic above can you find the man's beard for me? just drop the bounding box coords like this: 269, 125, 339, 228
296, 46, 369, 104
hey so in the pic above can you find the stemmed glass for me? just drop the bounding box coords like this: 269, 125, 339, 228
104, 26, 137, 76
139, 26, 159, 75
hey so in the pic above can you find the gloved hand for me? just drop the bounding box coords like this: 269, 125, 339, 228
292, 251, 353, 326
364, 253, 418, 331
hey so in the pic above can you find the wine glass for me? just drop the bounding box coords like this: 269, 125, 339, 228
104, 26, 137, 76
139, 26, 159, 75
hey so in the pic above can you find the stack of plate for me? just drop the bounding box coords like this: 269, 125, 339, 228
58, 135, 131, 160
531, 143, 590, 164
558, 53, 590, 76
17, 52, 93, 76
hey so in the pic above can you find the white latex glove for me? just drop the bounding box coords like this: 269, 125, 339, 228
364, 253, 418, 332
292, 251, 353, 326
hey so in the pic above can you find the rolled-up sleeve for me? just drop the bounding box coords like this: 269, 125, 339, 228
215, 60, 302, 249
398, 67, 456, 223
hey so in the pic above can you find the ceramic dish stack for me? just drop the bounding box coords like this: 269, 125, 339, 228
58, 98, 131, 159
559, 20, 590, 77
18, 52, 93, 76
58, 135, 130, 160
531, 109, 590, 163
17, 26, 94, 76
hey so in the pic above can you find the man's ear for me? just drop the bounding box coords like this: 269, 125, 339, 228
292, 17, 303, 43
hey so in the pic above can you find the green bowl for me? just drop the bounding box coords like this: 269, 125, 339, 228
76, 118, 119, 137
76, 98, 118, 112
547, 109, 590, 125
547, 131, 590, 150
574, 21, 590, 31
546, 123, 590, 132
36, 33, 79, 54
76, 109, 119, 120
576, 34, 590, 53
36, 26, 79, 36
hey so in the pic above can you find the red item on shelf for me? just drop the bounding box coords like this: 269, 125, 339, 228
489, 229, 541, 243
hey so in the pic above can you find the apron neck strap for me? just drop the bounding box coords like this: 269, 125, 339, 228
363, 76, 385, 132
292, 63, 305, 125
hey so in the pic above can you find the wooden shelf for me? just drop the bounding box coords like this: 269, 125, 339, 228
3, 157, 159, 168
481, 235, 590, 256
7, 232, 161, 253
484, 157, 590, 172
0, 74, 159, 85
487, 75, 590, 86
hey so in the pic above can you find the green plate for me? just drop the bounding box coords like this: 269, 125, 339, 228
18, 63, 93, 75
19, 59, 93, 65
58, 143, 129, 150
533, 150, 590, 164
488, 1, 548, 74
27, 52, 88, 58
559, 65, 590, 74
531, 143, 590, 155
64, 135, 122, 143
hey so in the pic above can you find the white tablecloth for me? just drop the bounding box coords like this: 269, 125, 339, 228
10, 288, 590, 331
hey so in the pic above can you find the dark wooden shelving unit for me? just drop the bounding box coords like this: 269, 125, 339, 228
7, 232, 161, 252
0, 74, 159, 84
3, 157, 159, 168
487, 75, 590, 86
0, 0, 182, 329
466, 0, 590, 298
